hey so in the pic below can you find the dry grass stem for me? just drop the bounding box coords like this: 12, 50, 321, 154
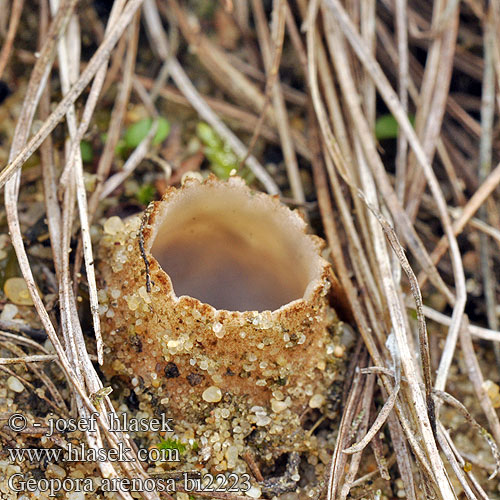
1, 1, 499, 498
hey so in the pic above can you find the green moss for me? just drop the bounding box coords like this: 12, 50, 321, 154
375, 114, 415, 140
157, 438, 187, 455
80, 140, 94, 163
196, 122, 255, 183
136, 184, 156, 205
124, 117, 170, 149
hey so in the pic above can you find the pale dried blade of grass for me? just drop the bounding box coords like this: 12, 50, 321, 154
0, 354, 64, 364
386, 413, 417, 500
342, 383, 399, 455
459, 318, 500, 446
4, 0, 77, 384
241, 0, 285, 168
340, 374, 374, 500
435, 425, 481, 500
353, 134, 437, 470
418, 159, 500, 287
319, 4, 455, 305
405, 1, 459, 221
478, 5, 498, 366
320, 5, 458, 496
438, 424, 491, 500
246, 0, 306, 202
0, 0, 146, 189
395, 0, 409, 202
434, 389, 500, 478
0, 0, 23, 78
49, 0, 101, 374
414, 303, 500, 343
56, 5, 163, 493
100, 118, 158, 199
363, 200, 435, 431
322, 0, 466, 401
58, 2, 131, 367
74, 6, 137, 284
328, 368, 365, 500
142, 0, 279, 194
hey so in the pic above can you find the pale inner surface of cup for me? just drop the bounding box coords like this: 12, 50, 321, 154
150, 186, 320, 312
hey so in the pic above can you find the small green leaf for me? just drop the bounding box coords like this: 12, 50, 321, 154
206, 148, 239, 179
115, 139, 128, 157
124, 117, 170, 149
136, 184, 156, 205
124, 119, 151, 148
375, 114, 399, 140
153, 118, 171, 145
196, 122, 256, 182
196, 122, 221, 149
158, 438, 187, 455
80, 140, 94, 163
375, 114, 415, 140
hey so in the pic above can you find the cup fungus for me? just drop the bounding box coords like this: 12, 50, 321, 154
99, 177, 342, 464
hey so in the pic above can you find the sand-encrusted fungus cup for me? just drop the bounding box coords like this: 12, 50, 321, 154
98, 176, 344, 474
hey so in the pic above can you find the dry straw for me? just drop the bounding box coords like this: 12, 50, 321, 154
1, 0, 500, 499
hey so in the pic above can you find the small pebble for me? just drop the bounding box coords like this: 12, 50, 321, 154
309, 394, 325, 408
202, 386, 222, 403
483, 380, 500, 408
271, 399, 287, 413
246, 486, 262, 498
46, 463, 66, 479
255, 415, 271, 426
66, 492, 85, 500
278, 494, 299, 500
103, 216, 124, 235
225, 445, 238, 466
4, 277, 34, 306
333, 345, 345, 358
0, 303, 18, 321
7, 376, 25, 393
212, 321, 224, 338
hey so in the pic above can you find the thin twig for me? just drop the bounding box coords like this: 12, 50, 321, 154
0, 0, 23, 78
142, 0, 279, 195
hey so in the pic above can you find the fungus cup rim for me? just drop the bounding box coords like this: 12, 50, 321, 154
141, 176, 332, 316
